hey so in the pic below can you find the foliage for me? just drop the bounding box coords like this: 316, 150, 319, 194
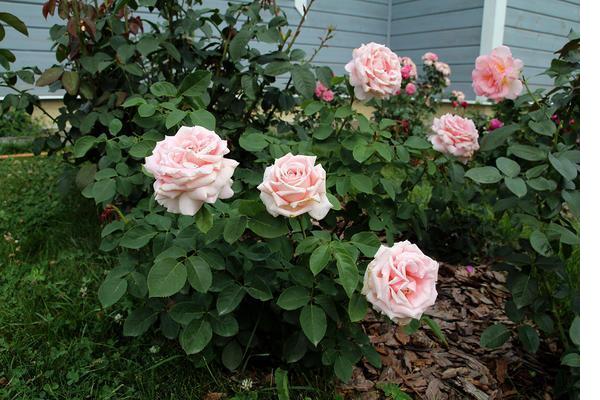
470, 33, 580, 398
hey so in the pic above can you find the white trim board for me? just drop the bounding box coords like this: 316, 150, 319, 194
477, 0, 508, 101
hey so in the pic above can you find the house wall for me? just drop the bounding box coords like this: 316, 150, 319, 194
389, 0, 485, 97
1, 0, 580, 99
503, 0, 579, 90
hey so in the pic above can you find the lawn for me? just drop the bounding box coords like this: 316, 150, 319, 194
0, 156, 336, 400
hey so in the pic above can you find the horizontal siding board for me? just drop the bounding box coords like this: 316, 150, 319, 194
507, 0, 578, 22
391, 27, 481, 50
392, 46, 480, 65
504, 26, 571, 52
391, 8, 483, 35
505, 7, 579, 37
391, 0, 483, 20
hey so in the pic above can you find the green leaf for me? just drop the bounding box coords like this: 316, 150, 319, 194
313, 124, 333, 140
275, 368, 290, 400
480, 323, 510, 348
291, 64, 316, 99
353, 144, 375, 163
561, 353, 580, 367
180, 319, 212, 355
239, 132, 268, 151
109, 119, 123, 135
569, 316, 580, 346
130, 140, 155, 158
530, 230, 553, 257
98, 276, 127, 308
223, 216, 247, 244
421, 315, 448, 347
348, 293, 368, 322
248, 212, 288, 238
334, 246, 359, 297
35, 66, 63, 86
165, 109, 187, 129
92, 179, 116, 203
496, 157, 521, 177
277, 286, 310, 310
138, 103, 156, 117
120, 224, 157, 249
61, 71, 79, 95
512, 274, 537, 308
189, 109, 216, 130
147, 258, 187, 297
509, 144, 547, 161
309, 245, 331, 276
73, 136, 97, 158
186, 256, 212, 293
350, 174, 373, 193
504, 177, 527, 198
528, 119, 555, 137
123, 307, 157, 336
221, 340, 243, 371
480, 124, 519, 151
517, 325, 540, 353
334, 355, 353, 383
137, 36, 161, 56
0, 12, 28, 35
548, 153, 578, 181
304, 101, 323, 116
326, 193, 341, 210
228, 28, 252, 61
150, 82, 177, 98
178, 70, 212, 97
465, 166, 502, 184
350, 232, 380, 257
300, 304, 327, 346
195, 206, 213, 233
216, 284, 245, 315
211, 314, 239, 337
264, 61, 292, 76
404, 136, 430, 150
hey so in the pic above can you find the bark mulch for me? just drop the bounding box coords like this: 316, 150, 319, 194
341, 263, 558, 400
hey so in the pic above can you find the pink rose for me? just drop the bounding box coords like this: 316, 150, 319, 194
488, 118, 504, 131
362, 241, 439, 324
451, 90, 466, 103
434, 61, 451, 76
400, 56, 417, 79
314, 81, 327, 98
257, 153, 332, 220
405, 82, 417, 95
144, 126, 238, 215
344, 42, 402, 101
422, 52, 438, 66
429, 113, 480, 163
321, 89, 334, 102
472, 45, 523, 102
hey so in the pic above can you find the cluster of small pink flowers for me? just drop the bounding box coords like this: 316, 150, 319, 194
422, 52, 438, 66
400, 56, 418, 79
405, 82, 417, 96
451, 90, 466, 103
434, 61, 451, 77
314, 81, 334, 102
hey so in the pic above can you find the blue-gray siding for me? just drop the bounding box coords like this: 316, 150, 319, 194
504, 0, 579, 89
1, 0, 580, 98
390, 0, 485, 96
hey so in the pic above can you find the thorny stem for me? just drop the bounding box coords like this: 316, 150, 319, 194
285, 0, 315, 53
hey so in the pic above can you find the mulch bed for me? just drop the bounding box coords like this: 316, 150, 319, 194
341, 263, 558, 400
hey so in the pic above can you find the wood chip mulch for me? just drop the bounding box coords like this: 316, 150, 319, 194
340, 263, 559, 400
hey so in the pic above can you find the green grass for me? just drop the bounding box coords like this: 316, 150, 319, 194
0, 156, 337, 400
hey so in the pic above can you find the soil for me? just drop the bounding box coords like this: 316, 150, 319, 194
341, 263, 560, 400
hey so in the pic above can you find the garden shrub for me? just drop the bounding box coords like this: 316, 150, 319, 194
463, 36, 580, 397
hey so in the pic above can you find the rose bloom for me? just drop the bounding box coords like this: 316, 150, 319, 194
144, 126, 238, 215
422, 52, 438, 66
362, 241, 439, 324
345, 42, 403, 101
400, 56, 417, 79
451, 90, 466, 103
472, 45, 523, 102
321, 89, 334, 102
429, 113, 480, 163
314, 81, 327, 97
444, 77, 451, 87
257, 153, 332, 220
405, 82, 417, 95
488, 118, 504, 131
434, 61, 451, 76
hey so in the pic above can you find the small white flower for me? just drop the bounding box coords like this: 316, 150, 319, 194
241, 378, 253, 391
113, 313, 123, 323
79, 286, 88, 297
149, 345, 160, 354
